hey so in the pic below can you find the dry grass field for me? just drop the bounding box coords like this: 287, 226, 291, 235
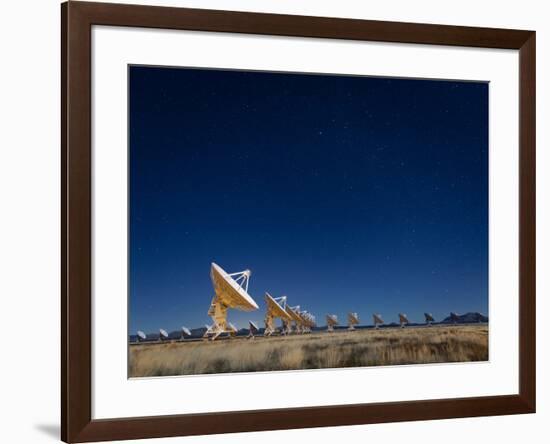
129, 325, 488, 377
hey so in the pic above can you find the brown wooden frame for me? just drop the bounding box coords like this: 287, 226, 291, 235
61, 1, 536, 442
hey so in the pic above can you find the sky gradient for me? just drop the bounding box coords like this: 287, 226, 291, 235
129, 66, 488, 334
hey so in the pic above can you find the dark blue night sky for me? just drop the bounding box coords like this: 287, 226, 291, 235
129, 66, 488, 334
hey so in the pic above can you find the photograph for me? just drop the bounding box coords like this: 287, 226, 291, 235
128, 66, 489, 377
1, 0, 542, 442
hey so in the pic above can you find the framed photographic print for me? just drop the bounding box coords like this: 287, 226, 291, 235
61, 1, 536, 442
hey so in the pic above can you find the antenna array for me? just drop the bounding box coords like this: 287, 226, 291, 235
132, 264, 478, 343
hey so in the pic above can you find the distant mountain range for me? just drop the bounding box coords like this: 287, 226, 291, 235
441, 312, 488, 324
129, 312, 488, 342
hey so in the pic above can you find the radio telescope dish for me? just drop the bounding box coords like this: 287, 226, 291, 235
298, 310, 309, 332
210, 263, 258, 310
181, 326, 191, 339
424, 313, 435, 326
373, 314, 384, 329
450, 312, 460, 324
204, 263, 259, 340
398, 313, 409, 328
159, 328, 169, 341
300, 310, 315, 333
264, 293, 292, 336
137, 330, 147, 342
285, 305, 303, 334
265, 293, 289, 318
326, 314, 339, 332
278, 297, 294, 335
247, 320, 259, 339
348, 312, 359, 330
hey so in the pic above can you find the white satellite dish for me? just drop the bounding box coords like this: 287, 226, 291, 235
159, 328, 169, 341
137, 330, 147, 342
181, 326, 191, 339
247, 320, 259, 339
373, 314, 384, 329
279, 295, 294, 335
203, 263, 259, 340
285, 305, 303, 334
398, 313, 409, 328
299, 310, 314, 333
348, 312, 359, 330
424, 313, 435, 326
326, 314, 338, 332
264, 293, 291, 336
298, 309, 309, 333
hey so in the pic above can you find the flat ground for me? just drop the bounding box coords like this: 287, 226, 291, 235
129, 324, 488, 377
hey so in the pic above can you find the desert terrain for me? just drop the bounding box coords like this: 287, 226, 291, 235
129, 324, 488, 377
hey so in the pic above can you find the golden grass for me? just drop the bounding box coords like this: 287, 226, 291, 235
129, 325, 488, 377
